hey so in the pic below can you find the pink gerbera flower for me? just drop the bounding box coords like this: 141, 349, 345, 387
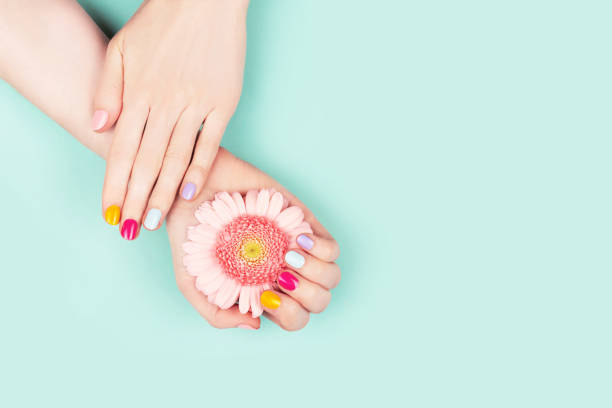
182, 189, 312, 317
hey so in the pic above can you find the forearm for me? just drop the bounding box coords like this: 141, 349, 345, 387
0, 0, 112, 158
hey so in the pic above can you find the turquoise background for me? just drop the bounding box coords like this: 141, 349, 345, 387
0, 0, 610, 406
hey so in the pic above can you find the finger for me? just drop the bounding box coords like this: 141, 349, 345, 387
92, 37, 123, 132
176, 275, 260, 330
180, 110, 227, 201
120, 107, 178, 239
284, 249, 341, 289
102, 103, 148, 226
277, 270, 331, 313
260, 290, 310, 331
295, 233, 340, 262
143, 108, 203, 231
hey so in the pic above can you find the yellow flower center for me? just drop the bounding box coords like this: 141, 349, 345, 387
241, 239, 264, 262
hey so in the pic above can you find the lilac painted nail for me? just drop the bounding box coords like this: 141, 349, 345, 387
181, 182, 196, 200
297, 234, 314, 250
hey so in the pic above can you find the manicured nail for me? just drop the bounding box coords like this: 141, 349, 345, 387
285, 250, 305, 269
143, 208, 162, 230
91, 109, 109, 131
121, 219, 138, 240
104, 205, 121, 225
297, 234, 314, 250
260, 291, 281, 309
181, 182, 196, 200
237, 324, 257, 330
278, 271, 298, 291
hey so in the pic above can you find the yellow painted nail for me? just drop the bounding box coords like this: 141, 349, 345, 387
260, 291, 281, 309
104, 205, 121, 225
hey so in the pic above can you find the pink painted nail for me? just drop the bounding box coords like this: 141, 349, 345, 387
237, 324, 257, 330
121, 219, 138, 240
91, 109, 109, 131
278, 271, 299, 291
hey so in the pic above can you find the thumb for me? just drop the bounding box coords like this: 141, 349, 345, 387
92, 38, 123, 132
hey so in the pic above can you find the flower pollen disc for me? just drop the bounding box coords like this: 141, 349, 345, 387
215, 215, 289, 286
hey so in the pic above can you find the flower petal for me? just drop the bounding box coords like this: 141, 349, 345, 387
192, 263, 222, 283
250, 286, 264, 318
275, 206, 305, 231
216, 192, 239, 217
184, 255, 221, 277
255, 189, 270, 216
202, 273, 226, 296
182, 241, 206, 255
187, 224, 217, 244
232, 192, 247, 215
195, 203, 223, 230
214, 278, 236, 309
266, 192, 284, 220
212, 198, 233, 224
221, 281, 241, 309
288, 221, 314, 245
239, 286, 251, 314
245, 190, 258, 215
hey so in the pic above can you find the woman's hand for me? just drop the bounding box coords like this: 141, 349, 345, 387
0, 0, 339, 331
165, 149, 341, 330
94, 0, 248, 238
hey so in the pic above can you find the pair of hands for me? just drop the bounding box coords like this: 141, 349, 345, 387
93, 0, 248, 237
88, 0, 341, 330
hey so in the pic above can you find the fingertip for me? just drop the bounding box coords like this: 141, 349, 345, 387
91, 109, 109, 132
180, 182, 197, 201
143, 208, 163, 231
296, 233, 314, 251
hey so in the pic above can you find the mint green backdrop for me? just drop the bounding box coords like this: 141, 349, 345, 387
0, 1, 610, 406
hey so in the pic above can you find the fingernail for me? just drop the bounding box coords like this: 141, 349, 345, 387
285, 251, 305, 269
104, 205, 121, 225
260, 291, 281, 309
91, 109, 109, 131
297, 234, 314, 250
237, 324, 257, 330
121, 219, 138, 240
278, 271, 298, 291
143, 208, 162, 230
181, 182, 196, 200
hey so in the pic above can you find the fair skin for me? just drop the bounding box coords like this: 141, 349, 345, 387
93, 0, 249, 239
0, 0, 340, 330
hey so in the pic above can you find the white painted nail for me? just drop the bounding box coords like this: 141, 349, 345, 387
143, 209, 162, 230
285, 250, 305, 269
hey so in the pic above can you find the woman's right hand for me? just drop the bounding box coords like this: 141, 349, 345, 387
165, 149, 341, 330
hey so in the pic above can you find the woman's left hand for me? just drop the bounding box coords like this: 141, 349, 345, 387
94, 0, 248, 238
165, 149, 342, 331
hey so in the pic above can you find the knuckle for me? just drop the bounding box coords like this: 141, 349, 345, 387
309, 290, 331, 314
325, 263, 341, 289
164, 150, 191, 168
280, 304, 309, 331
323, 241, 341, 262
189, 162, 210, 177
203, 308, 225, 329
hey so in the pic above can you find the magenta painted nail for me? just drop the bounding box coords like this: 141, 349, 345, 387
91, 110, 108, 131
297, 234, 314, 250
182, 182, 196, 200
121, 219, 138, 240
278, 271, 299, 291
